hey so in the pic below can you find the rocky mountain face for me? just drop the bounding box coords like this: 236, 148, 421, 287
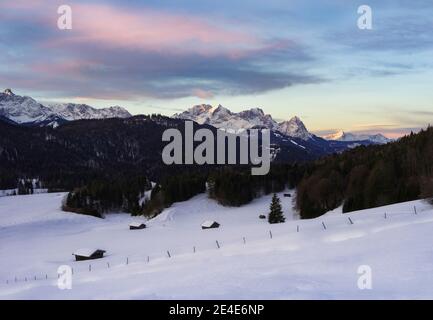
0, 89, 131, 127
173, 104, 379, 160
278, 116, 313, 140
175, 104, 391, 145
175, 105, 277, 131
174, 104, 311, 140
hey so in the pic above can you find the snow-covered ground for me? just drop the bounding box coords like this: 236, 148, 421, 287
0, 191, 433, 299
0, 188, 48, 197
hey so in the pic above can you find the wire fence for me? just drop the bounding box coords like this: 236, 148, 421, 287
1, 205, 428, 287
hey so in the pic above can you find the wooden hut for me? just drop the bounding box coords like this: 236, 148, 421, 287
72, 248, 106, 261
201, 220, 220, 230
129, 222, 146, 230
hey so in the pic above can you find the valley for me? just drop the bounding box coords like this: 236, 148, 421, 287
1, 192, 433, 299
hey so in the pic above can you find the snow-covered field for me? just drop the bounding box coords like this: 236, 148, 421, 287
1, 191, 433, 299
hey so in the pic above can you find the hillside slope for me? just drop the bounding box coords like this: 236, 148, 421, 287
1, 192, 433, 299
297, 127, 433, 218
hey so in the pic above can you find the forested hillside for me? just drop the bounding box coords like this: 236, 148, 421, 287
296, 127, 433, 218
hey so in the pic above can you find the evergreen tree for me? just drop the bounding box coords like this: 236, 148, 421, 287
268, 193, 285, 224
17, 181, 26, 195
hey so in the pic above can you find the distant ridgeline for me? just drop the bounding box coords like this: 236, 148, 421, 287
1, 113, 432, 219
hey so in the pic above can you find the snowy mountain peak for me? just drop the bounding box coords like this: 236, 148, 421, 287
243, 107, 265, 116
323, 130, 392, 144
0, 89, 52, 124
324, 130, 345, 140
174, 104, 280, 131
174, 104, 215, 124
173, 105, 316, 138
189, 104, 214, 116
238, 107, 266, 120
290, 115, 302, 123
278, 116, 313, 140
0, 89, 132, 126
107, 105, 132, 116
45, 102, 132, 122
212, 105, 232, 116
4, 88, 14, 96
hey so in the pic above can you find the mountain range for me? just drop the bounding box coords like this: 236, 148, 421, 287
172, 104, 393, 160
0, 88, 401, 197
173, 104, 392, 145
0, 89, 391, 145
174, 104, 313, 140
0, 87, 393, 158
0, 89, 131, 127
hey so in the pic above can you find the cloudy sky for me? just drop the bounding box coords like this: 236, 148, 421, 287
1, 0, 433, 137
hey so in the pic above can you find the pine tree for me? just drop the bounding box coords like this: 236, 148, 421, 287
268, 193, 285, 224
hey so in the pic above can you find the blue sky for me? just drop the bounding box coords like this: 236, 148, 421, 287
1, 0, 433, 137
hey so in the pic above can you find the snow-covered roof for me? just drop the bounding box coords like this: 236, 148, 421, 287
73, 248, 104, 257
201, 220, 219, 227
129, 222, 146, 227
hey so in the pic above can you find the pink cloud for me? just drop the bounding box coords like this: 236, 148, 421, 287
1, 1, 310, 100
39, 3, 264, 58
30, 60, 98, 76
191, 88, 214, 99
0, 0, 49, 10
0, 1, 268, 58
2, 0, 301, 72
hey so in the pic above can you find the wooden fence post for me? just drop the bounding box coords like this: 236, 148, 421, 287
297, 225, 299, 233
216, 240, 220, 249
348, 217, 354, 225
322, 222, 327, 230
269, 230, 273, 239
414, 206, 418, 215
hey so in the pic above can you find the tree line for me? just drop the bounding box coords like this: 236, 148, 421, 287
296, 127, 433, 218
63, 175, 151, 217
62, 164, 304, 218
